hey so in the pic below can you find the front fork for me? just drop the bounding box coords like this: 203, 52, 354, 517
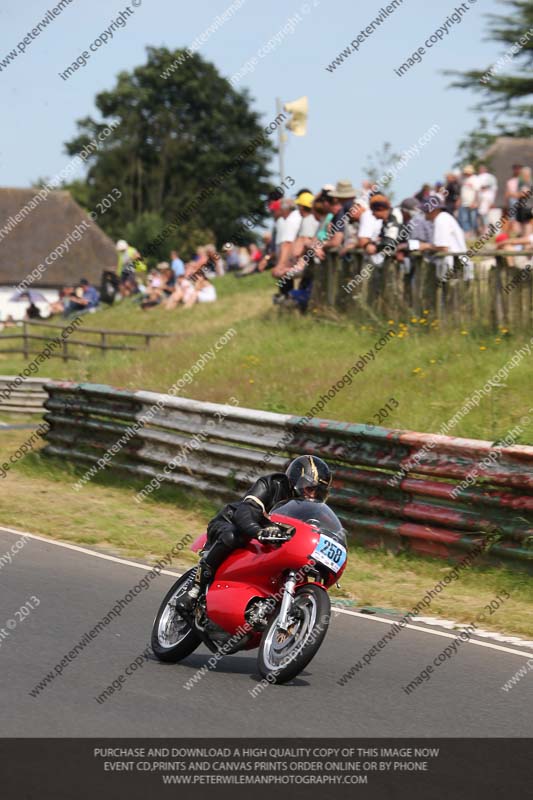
276, 571, 297, 632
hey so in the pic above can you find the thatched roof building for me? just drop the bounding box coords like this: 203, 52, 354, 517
0, 188, 116, 287
482, 137, 533, 207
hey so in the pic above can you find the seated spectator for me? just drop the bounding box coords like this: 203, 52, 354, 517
49, 287, 74, 316
170, 250, 185, 278
205, 244, 224, 277
195, 275, 217, 304
100, 271, 120, 305
63, 279, 100, 317
26, 302, 41, 320
164, 274, 196, 310
225, 245, 241, 272
140, 269, 165, 310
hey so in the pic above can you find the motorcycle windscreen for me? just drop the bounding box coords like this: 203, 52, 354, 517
272, 499, 346, 547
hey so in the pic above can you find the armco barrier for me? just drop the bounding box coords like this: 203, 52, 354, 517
42, 382, 533, 567
0, 376, 50, 414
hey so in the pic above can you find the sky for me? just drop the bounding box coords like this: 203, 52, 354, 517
0, 0, 507, 201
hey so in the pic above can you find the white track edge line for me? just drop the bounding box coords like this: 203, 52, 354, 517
1, 524, 531, 660
0, 525, 181, 577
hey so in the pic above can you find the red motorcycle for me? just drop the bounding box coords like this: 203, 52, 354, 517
151, 499, 348, 683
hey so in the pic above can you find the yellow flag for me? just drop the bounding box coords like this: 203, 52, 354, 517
284, 96, 308, 136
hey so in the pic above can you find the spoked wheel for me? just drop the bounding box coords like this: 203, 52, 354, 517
151, 568, 201, 662
257, 584, 331, 684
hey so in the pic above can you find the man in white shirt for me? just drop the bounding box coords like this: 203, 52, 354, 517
358, 206, 384, 246
271, 198, 302, 295
420, 194, 474, 281
477, 164, 498, 234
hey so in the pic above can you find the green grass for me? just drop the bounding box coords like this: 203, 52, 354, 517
0, 426, 531, 639
1, 272, 532, 442
1, 276, 532, 638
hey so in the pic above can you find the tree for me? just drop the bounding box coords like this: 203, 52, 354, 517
363, 141, 401, 201
453, 117, 498, 168
447, 0, 533, 139
63, 47, 276, 259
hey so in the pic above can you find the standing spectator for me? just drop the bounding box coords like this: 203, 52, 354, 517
322, 180, 357, 253
415, 184, 432, 205
515, 166, 533, 235
292, 191, 319, 258
477, 164, 498, 235
170, 250, 185, 278
257, 232, 274, 272
271, 198, 301, 297
394, 198, 434, 285
444, 172, 461, 216
504, 164, 522, 233
365, 194, 402, 255
458, 165, 480, 234
421, 195, 473, 282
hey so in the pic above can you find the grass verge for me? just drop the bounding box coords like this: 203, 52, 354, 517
1, 426, 531, 640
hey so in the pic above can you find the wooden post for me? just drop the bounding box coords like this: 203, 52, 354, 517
101, 332, 107, 354
145, 334, 150, 348
62, 339, 68, 362
22, 322, 29, 360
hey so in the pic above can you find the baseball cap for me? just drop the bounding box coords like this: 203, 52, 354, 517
296, 191, 315, 209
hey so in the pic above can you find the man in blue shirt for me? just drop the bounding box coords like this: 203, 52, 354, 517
170, 250, 185, 278
63, 279, 100, 316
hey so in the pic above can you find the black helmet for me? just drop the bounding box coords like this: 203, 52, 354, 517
285, 455, 332, 502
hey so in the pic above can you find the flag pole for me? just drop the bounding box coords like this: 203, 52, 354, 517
276, 97, 286, 185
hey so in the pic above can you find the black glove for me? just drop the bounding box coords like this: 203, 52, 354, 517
257, 525, 285, 543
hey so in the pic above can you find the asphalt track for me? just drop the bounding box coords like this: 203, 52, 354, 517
1, 525, 532, 737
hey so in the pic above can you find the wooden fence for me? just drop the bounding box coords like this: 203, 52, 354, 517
42, 381, 533, 570
311, 249, 533, 330
0, 320, 169, 362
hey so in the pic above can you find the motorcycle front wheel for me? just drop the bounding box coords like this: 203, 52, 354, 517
257, 584, 331, 684
151, 568, 201, 662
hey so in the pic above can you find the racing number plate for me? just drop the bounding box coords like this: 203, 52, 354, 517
312, 534, 347, 573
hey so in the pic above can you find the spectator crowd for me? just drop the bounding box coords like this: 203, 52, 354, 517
5, 162, 530, 326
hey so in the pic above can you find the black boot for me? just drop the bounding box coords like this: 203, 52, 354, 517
175, 538, 232, 613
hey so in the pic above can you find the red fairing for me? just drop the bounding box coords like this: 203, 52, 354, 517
191, 533, 207, 553
204, 513, 346, 636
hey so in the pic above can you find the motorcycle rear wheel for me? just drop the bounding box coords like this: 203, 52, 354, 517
151, 569, 201, 662
257, 584, 330, 684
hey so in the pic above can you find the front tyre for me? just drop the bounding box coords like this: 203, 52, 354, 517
257, 584, 331, 684
151, 568, 201, 662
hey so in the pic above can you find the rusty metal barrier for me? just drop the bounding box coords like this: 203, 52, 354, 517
42, 381, 533, 567
0, 375, 51, 414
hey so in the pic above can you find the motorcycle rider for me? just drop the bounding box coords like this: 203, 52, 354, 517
176, 455, 332, 613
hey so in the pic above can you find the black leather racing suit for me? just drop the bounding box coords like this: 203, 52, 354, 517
201, 473, 293, 581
